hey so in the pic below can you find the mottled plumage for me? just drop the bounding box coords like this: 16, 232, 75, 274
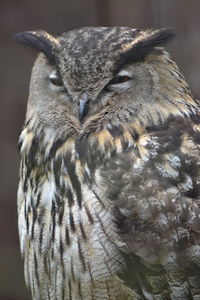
16, 27, 200, 299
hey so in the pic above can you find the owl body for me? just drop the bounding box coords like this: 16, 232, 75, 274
16, 27, 200, 299
18, 116, 138, 300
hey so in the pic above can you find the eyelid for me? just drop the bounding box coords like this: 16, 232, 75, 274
108, 75, 131, 85
104, 73, 132, 91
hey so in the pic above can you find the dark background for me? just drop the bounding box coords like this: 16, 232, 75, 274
0, 1, 200, 299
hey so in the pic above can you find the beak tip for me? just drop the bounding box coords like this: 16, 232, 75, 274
79, 98, 90, 122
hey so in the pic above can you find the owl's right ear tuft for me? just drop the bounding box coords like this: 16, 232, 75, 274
13, 30, 60, 64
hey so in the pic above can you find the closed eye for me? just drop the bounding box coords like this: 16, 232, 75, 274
108, 75, 131, 85
104, 75, 132, 92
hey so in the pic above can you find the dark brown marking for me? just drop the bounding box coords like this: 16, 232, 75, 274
84, 204, 94, 224
18, 139, 23, 152
64, 155, 83, 209
37, 206, 45, 224
79, 221, 87, 240
51, 201, 56, 241
191, 112, 200, 124
70, 257, 75, 281
39, 223, 44, 253
28, 135, 40, 169
53, 158, 62, 188
24, 118, 31, 127
107, 124, 123, 137
61, 285, 65, 300
26, 206, 30, 231
60, 239, 64, 274
78, 239, 86, 272
58, 200, 64, 226
75, 137, 89, 161
78, 280, 83, 300
24, 198, 27, 219
66, 188, 74, 207
36, 192, 42, 208
65, 227, 70, 245
51, 248, 54, 260
48, 138, 66, 160
31, 206, 37, 240
69, 210, 75, 232
34, 253, 40, 284
68, 278, 72, 300
128, 127, 139, 141
44, 256, 48, 276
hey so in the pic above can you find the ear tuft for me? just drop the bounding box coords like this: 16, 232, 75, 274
13, 30, 60, 64
117, 28, 175, 69
138, 28, 175, 49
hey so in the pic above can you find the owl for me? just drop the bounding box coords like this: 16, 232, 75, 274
15, 27, 200, 300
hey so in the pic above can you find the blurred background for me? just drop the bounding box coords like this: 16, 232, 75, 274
0, 0, 200, 299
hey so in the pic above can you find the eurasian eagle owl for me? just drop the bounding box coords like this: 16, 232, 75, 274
15, 27, 200, 299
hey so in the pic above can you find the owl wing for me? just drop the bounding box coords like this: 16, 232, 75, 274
99, 113, 200, 299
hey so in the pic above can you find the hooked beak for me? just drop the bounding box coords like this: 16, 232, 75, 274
78, 94, 90, 122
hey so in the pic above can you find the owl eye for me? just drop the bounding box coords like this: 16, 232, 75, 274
104, 74, 132, 92
108, 75, 131, 85
49, 70, 64, 89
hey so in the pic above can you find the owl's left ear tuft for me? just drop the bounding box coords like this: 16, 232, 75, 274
137, 28, 175, 50
117, 28, 175, 69
13, 30, 60, 64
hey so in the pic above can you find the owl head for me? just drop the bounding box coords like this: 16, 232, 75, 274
15, 27, 195, 136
